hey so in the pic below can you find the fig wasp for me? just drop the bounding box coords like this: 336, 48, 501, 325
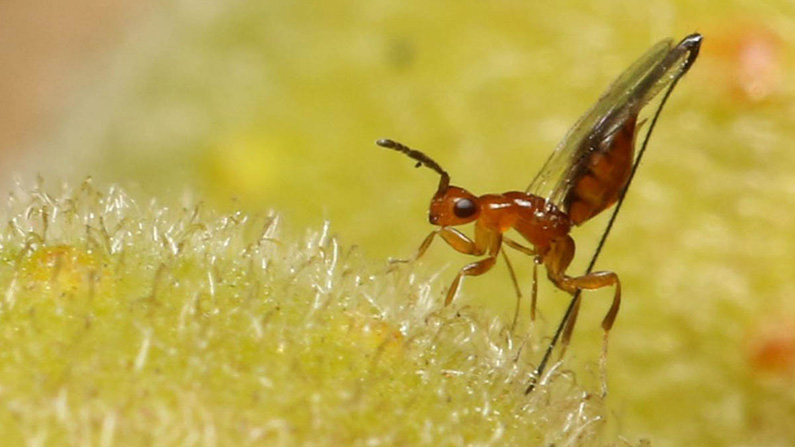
377, 33, 702, 394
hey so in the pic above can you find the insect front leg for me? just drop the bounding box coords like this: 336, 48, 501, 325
441, 225, 504, 306
389, 231, 435, 264
391, 227, 482, 264
445, 255, 498, 306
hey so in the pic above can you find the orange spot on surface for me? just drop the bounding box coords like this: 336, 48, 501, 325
709, 24, 783, 103
748, 320, 795, 377
23, 245, 108, 296
346, 313, 404, 360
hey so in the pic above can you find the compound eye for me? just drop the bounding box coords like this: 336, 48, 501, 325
453, 198, 477, 219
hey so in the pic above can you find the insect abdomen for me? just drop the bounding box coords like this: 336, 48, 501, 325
564, 116, 637, 225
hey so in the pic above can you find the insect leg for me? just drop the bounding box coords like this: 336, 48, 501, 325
389, 231, 435, 264
543, 235, 622, 333
559, 296, 581, 358
503, 237, 535, 256
438, 227, 486, 256
500, 249, 523, 331
544, 235, 621, 395
445, 255, 498, 306
548, 269, 621, 397
396, 227, 496, 306
442, 227, 501, 306
392, 227, 483, 264
531, 261, 538, 321
554, 271, 621, 332
503, 237, 539, 321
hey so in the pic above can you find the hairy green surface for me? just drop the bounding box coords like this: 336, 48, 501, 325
15, 1, 795, 446
0, 181, 619, 446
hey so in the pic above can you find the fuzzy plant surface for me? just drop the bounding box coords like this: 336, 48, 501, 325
14, 1, 795, 445
0, 180, 627, 446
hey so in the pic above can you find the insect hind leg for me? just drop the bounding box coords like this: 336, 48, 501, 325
544, 235, 622, 395
554, 270, 622, 332
544, 235, 622, 333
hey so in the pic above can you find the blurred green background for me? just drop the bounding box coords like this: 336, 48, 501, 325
3, 0, 795, 446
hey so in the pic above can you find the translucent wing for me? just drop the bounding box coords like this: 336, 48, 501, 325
527, 35, 701, 223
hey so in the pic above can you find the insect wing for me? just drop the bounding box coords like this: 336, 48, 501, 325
526, 36, 696, 211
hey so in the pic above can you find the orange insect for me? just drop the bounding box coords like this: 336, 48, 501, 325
377, 34, 702, 392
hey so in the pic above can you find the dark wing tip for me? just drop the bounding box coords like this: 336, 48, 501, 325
678, 33, 703, 70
